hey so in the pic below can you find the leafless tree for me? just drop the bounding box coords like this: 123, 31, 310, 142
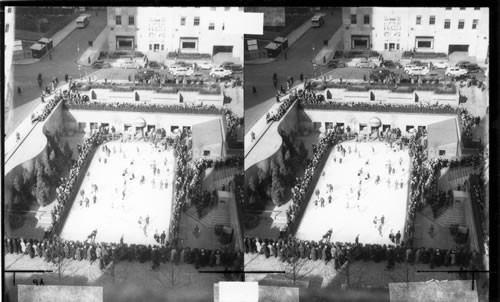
280, 254, 313, 286
153, 263, 195, 288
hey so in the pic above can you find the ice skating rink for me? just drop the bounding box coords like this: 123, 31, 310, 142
295, 141, 410, 245
60, 141, 175, 245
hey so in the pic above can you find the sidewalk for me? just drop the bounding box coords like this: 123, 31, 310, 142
13, 18, 77, 65
77, 27, 109, 66
245, 14, 313, 65
313, 25, 344, 65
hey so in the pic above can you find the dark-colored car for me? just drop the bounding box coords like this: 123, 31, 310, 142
135, 69, 157, 81
230, 64, 243, 73
327, 60, 346, 69
370, 68, 394, 81
463, 63, 481, 73
91, 60, 110, 69
146, 61, 163, 69
380, 60, 401, 69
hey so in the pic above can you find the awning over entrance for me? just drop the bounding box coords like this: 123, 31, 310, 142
134, 118, 146, 128
369, 117, 382, 127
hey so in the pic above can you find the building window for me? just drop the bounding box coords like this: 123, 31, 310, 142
313, 122, 322, 130
474, 7, 480, 10
161, 44, 164, 51
396, 43, 400, 50
182, 41, 197, 49
363, 15, 370, 25
180, 17, 186, 26
472, 19, 478, 29
5, 24, 9, 33
417, 40, 432, 48
416, 16, 421, 25
445, 7, 451, 10
458, 20, 464, 29
194, 17, 200, 26
406, 125, 414, 132
351, 14, 357, 24
129, 16, 134, 25
116, 15, 121, 25
439, 150, 446, 156
116, 36, 134, 50
8, 7, 12, 13
211, 7, 216, 11
208, 22, 215, 30
225, 7, 230, 11
239, 7, 244, 11
384, 43, 388, 50
444, 19, 450, 29
429, 16, 435, 25
459, 7, 465, 10
203, 150, 211, 156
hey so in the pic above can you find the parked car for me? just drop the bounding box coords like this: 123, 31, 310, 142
404, 64, 418, 73
379, 60, 400, 69
356, 59, 376, 68
229, 64, 243, 73
197, 62, 213, 70
327, 60, 346, 69
456, 60, 471, 67
462, 63, 482, 73
370, 69, 393, 81
445, 66, 468, 77
407, 66, 429, 76
220, 62, 236, 69
171, 67, 194, 77
210, 67, 232, 78
120, 61, 140, 69
433, 61, 449, 69
91, 60, 110, 69
146, 61, 163, 69
423, 71, 441, 81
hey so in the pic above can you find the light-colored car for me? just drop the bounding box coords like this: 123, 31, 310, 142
433, 61, 448, 69
407, 66, 429, 76
404, 64, 418, 73
198, 62, 213, 70
120, 61, 140, 69
445, 66, 468, 77
210, 67, 232, 78
171, 67, 194, 77
356, 59, 376, 68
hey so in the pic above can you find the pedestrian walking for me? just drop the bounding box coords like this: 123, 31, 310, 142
284, 52, 287, 60
252, 86, 256, 94
65, 74, 69, 82
17, 87, 21, 94
49, 53, 52, 60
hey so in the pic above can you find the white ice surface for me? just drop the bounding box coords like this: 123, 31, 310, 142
60, 141, 175, 245
295, 141, 410, 245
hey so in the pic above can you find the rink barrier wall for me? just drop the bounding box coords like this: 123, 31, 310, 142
168, 144, 178, 244
289, 145, 333, 237
54, 141, 101, 236
402, 151, 413, 246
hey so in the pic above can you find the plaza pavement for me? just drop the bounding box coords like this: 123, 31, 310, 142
4, 253, 225, 302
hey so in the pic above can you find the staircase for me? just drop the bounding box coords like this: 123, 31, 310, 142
447, 166, 475, 191
419, 201, 466, 228
184, 202, 231, 228
203, 166, 239, 191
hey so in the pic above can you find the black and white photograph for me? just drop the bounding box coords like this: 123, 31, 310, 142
1, 4, 496, 302
242, 6, 492, 302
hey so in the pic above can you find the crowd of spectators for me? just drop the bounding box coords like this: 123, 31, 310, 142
459, 107, 480, 138
65, 98, 225, 115
243, 236, 479, 271
4, 235, 243, 272
48, 131, 105, 236
301, 99, 457, 115
266, 95, 297, 123
224, 108, 243, 139
283, 130, 344, 235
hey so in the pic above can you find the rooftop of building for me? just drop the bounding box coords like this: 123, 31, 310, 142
427, 118, 458, 148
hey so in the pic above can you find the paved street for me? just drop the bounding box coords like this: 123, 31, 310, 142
244, 8, 343, 133
7, 12, 107, 137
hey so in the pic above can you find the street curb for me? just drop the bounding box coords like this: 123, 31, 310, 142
245, 59, 276, 65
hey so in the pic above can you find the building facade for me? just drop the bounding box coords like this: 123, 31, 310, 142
342, 7, 489, 62
4, 7, 15, 133
107, 7, 263, 62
